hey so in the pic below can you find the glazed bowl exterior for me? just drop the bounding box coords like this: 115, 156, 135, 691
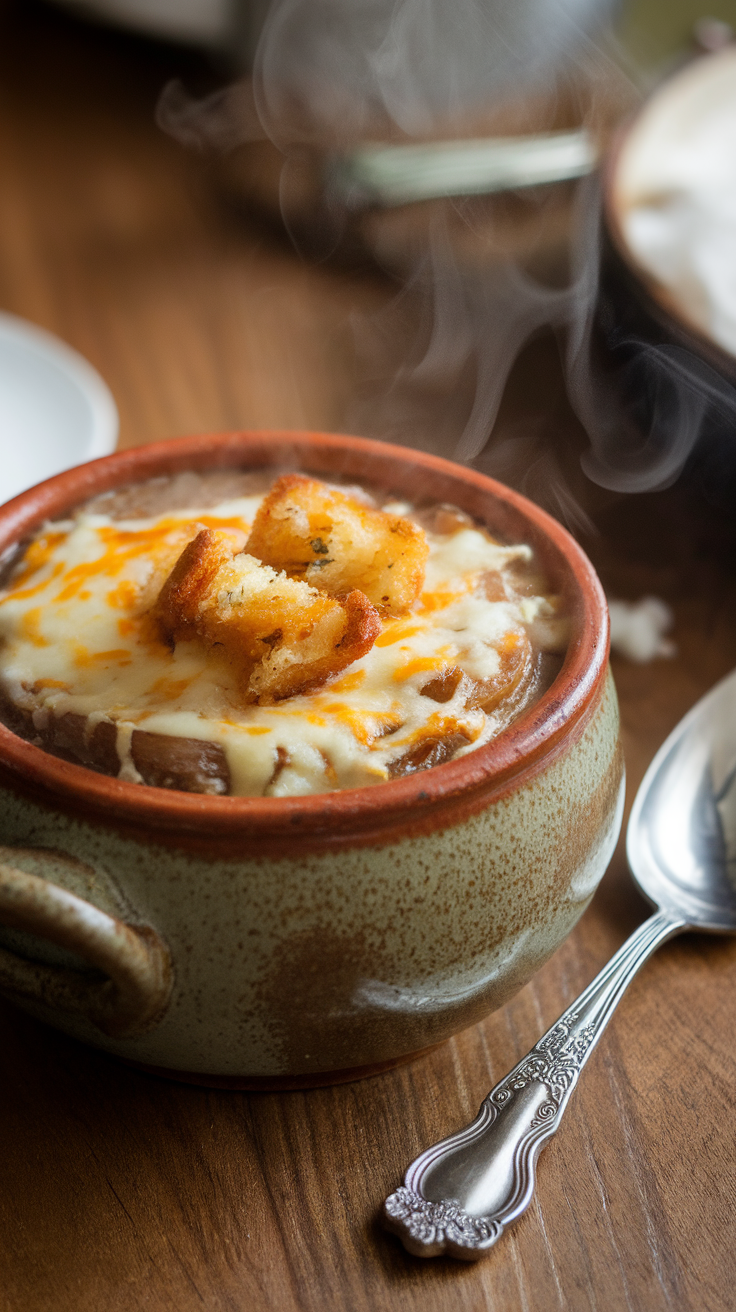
0, 431, 623, 1087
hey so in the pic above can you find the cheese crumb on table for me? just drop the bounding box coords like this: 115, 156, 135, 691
608, 596, 676, 663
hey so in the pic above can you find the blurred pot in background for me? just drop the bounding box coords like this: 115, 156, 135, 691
205, 0, 631, 279
590, 43, 736, 518
212, 50, 633, 282
46, 0, 260, 52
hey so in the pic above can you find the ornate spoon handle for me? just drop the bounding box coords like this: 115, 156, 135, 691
383, 908, 686, 1260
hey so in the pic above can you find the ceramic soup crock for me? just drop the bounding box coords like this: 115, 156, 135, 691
0, 431, 623, 1088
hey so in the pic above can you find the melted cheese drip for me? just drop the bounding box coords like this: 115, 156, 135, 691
0, 495, 566, 796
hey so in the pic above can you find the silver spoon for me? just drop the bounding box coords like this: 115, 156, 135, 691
383, 667, 736, 1260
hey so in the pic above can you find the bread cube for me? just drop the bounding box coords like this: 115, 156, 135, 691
154, 528, 380, 703
245, 474, 428, 616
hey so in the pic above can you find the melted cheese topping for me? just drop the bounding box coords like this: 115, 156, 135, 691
0, 493, 567, 796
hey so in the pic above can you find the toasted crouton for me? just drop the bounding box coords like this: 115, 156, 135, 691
154, 527, 237, 641
153, 528, 380, 703
141, 522, 247, 620
245, 474, 428, 616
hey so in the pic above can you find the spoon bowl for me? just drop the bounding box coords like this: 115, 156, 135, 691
628, 667, 736, 933
384, 666, 736, 1259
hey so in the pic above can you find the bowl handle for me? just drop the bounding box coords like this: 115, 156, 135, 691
0, 851, 173, 1038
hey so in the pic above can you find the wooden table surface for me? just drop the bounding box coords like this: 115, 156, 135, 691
1, 4, 735, 1309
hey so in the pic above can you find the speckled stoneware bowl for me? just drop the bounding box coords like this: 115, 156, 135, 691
0, 431, 623, 1088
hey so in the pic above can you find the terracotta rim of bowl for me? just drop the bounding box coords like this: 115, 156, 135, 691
601, 68, 736, 384
0, 431, 609, 852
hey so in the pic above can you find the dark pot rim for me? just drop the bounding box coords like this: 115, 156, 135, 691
601, 52, 736, 387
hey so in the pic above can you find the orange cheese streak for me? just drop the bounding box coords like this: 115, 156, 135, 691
500, 632, 523, 652
73, 646, 132, 668
20, 608, 49, 647
4, 534, 67, 591
55, 531, 167, 601
191, 515, 251, 533
107, 580, 139, 610
0, 561, 64, 605
53, 520, 229, 604
374, 620, 424, 648
417, 588, 466, 615
394, 710, 481, 749
327, 668, 367, 694
317, 702, 403, 746
392, 655, 449, 682
57, 559, 137, 602
146, 676, 194, 701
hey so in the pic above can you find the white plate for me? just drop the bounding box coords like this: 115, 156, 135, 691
0, 312, 118, 505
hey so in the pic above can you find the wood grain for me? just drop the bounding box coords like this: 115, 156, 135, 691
0, 3, 735, 1309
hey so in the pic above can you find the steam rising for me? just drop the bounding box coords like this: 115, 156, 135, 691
575, 339, 736, 493
157, 0, 736, 520
251, 0, 616, 144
